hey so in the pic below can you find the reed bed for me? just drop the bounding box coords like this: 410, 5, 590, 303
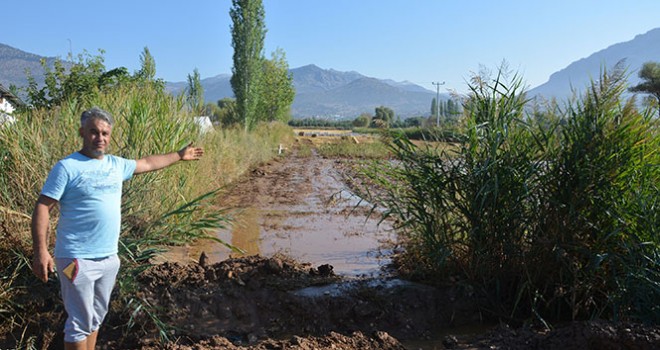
358, 67, 660, 325
0, 81, 293, 345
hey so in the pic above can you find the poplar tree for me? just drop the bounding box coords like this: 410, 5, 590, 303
136, 47, 157, 81
186, 68, 204, 114
230, 0, 266, 131
256, 48, 295, 123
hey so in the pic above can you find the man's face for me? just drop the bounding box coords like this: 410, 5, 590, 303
79, 118, 112, 159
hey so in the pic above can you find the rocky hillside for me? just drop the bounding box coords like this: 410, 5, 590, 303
0, 44, 58, 88
529, 27, 660, 100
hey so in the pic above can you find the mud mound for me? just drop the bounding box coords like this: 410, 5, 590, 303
140, 254, 340, 291
130, 255, 472, 345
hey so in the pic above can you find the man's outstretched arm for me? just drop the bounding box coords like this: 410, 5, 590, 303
134, 142, 203, 174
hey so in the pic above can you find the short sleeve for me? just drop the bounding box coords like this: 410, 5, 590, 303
121, 158, 137, 181
41, 161, 68, 201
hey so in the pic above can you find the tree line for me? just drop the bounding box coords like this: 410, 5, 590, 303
288, 97, 462, 130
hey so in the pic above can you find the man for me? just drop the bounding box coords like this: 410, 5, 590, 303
31, 106, 203, 350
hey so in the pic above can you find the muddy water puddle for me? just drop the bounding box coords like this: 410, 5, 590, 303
161, 153, 395, 276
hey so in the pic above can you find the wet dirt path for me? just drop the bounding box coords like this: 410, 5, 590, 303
162, 149, 395, 276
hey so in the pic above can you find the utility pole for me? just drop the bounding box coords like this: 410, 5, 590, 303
432, 81, 445, 127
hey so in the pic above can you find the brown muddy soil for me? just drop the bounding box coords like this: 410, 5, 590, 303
109, 144, 658, 350
106, 254, 660, 350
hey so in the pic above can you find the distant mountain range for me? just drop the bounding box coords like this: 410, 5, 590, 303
2, 27, 659, 118
164, 64, 440, 118
290, 65, 441, 118
528, 27, 660, 99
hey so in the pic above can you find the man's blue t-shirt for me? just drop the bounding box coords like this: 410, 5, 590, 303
41, 152, 136, 259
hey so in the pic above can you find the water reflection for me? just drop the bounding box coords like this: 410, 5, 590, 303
227, 206, 261, 257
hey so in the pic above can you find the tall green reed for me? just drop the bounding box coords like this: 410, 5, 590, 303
530, 66, 660, 322
358, 64, 660, 324
0, 79, 294, 345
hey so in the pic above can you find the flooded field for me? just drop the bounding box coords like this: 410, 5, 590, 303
145, 136, 659, 350
161, 147, 395, 276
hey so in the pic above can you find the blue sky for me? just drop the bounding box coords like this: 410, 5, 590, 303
4, 1, 660, 93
